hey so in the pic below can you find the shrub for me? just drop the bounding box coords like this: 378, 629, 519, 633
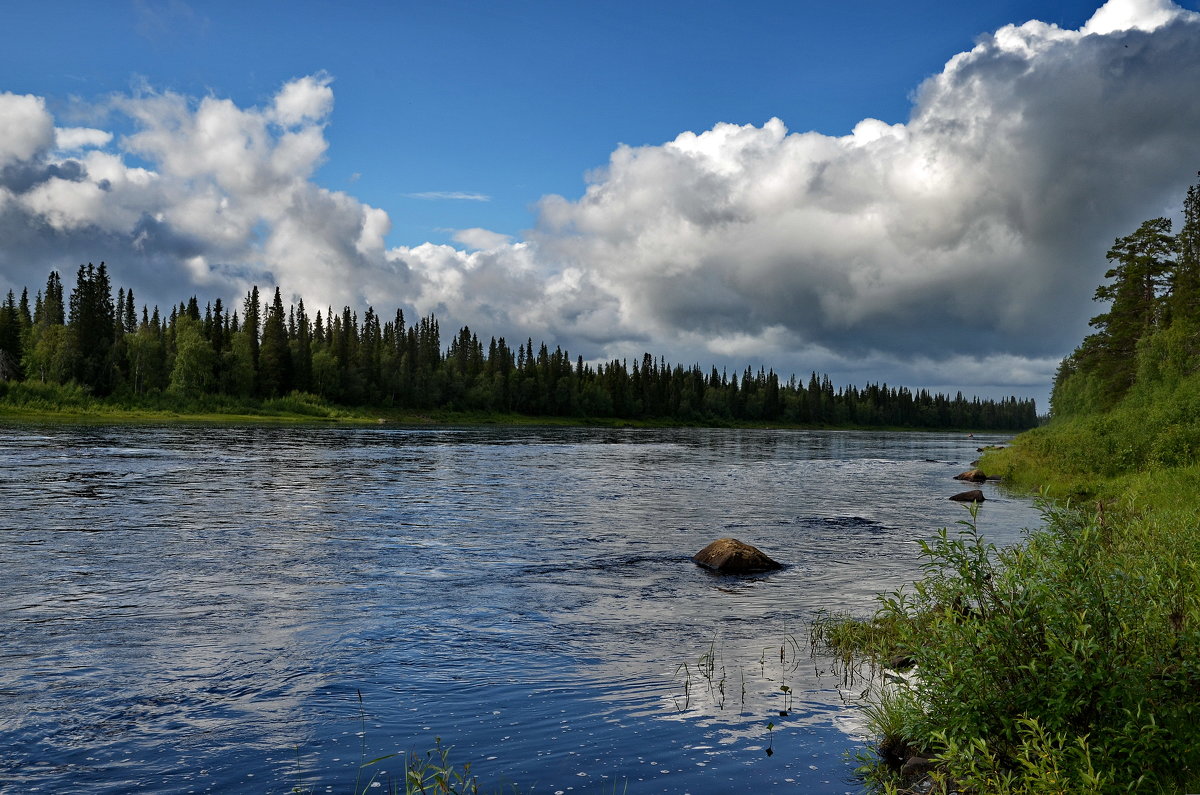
839, 504, 1200, 792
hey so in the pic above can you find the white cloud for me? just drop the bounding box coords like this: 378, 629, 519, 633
1082, 0, 1182, 34
55, 127, 114, 151
270, 72, 334, 127
0, 93, 54, 168
0, 75, 382, 312
453, 228, 512, 251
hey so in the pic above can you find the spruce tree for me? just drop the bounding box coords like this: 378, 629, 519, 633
67, 262, 117, 393
257, 287, 292, 397
291, 298, 312, 393
0, 291, 21, 380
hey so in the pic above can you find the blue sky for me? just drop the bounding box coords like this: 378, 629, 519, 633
3, 0, 1200, 408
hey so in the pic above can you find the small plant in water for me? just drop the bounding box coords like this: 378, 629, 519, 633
284, 690, 489, 795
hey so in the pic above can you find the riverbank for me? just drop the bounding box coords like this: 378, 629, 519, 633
0, 381, 1016, 434
815, 423, 1200, 793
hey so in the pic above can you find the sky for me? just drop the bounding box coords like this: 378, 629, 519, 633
3, 0, 1200, 410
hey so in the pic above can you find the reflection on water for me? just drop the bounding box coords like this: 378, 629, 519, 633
0, 425, 1042, 793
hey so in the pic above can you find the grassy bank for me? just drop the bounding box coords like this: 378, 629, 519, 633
0, 381, 1012, 433
813, 390, 1200, 792
0, 381, 377, 424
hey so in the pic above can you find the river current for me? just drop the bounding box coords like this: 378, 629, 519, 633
0, 424, 1043, 793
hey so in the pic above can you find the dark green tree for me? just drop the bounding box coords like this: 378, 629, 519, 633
1084, 218, 1175, 395
67, 262, 118, 393
1170, 174, 1200, 323
257, 287, 292, 397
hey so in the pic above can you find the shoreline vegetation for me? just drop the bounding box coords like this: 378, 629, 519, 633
815, 175, 1200, 794
0, 264, 1035, 431
0, 379, 1022, 434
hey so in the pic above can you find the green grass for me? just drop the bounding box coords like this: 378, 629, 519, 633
818, 393, 1200, 795
818, 341, 1200, 792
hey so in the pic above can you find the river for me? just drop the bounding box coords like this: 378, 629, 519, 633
0, 424, 1043, 793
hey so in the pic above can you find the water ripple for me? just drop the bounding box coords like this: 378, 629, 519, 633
0, 425, 1040, 794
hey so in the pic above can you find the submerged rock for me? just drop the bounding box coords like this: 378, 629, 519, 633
692, 538, 782, 574
953, 469, 987, 482
949, 489, 986, 502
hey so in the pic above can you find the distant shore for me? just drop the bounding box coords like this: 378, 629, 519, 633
0, 398, 1016, 435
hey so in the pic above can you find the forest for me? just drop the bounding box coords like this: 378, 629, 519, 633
0, 264, 1036, 429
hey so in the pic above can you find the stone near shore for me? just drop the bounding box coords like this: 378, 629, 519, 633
692, 538, 783, 574
953, 469, 987, 482
949, 489, 986, 502
901, 756, 937, 779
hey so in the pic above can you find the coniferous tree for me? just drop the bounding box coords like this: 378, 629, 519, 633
291, 299, 312, 393
1082, 218, 1176, 396
123, 288, 138, 335
0, 290, 22, 380
242, 286, 261, 370
67, 262, 117, 394
1170, 174, 1200, 323
257, 287, 292, 397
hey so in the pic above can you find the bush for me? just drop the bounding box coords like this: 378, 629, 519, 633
845, 504, 1200, 792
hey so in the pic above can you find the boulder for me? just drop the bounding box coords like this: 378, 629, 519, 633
901, 756, 937, 779
693, 538, 782, 574
953, 469, 987, 482
949, 489, 986, 502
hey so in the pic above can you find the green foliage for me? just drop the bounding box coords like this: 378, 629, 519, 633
994, 357, 1200, 492
169, 315, 216, 397
844, 505, 1200, 793
0, 379, 96, 411
1053, 175, 1200, 419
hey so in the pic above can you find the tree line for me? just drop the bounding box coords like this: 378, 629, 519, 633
1052, 173, 1200, 415
0, 264, 1036, 429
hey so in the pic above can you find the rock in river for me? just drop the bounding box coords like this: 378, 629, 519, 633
692, 538, 783, 574
953, 469, 987, 482
949, 489, 986, 502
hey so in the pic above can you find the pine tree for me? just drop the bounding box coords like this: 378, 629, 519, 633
1087, 218, 1175, 393
1170, 174, 1200, 323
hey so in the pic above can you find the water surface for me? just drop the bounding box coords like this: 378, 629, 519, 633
0, 425, 1042, 793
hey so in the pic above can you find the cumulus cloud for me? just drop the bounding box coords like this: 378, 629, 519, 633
1, 0, 1199, 404
0, 75, 393, 308
0, 93, 55, 168
270, 72, 334, 126
522, 0, 1200, 388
